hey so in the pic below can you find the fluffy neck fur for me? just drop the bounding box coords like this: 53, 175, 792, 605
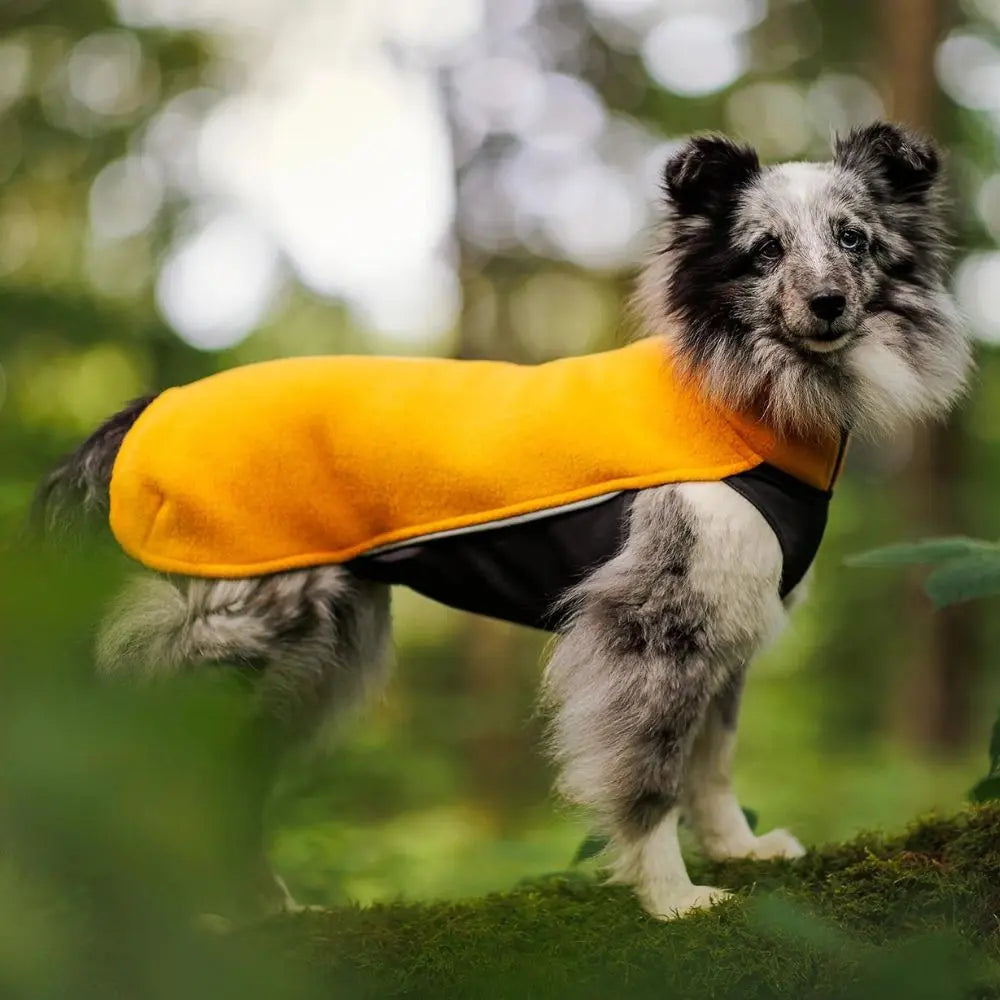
633, 247, 971, 440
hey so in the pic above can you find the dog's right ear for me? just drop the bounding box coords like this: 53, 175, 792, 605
663, 136, 760, 217
834, 122, 940, 204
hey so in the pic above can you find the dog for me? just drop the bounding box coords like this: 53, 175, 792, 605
35, 122, 971, 920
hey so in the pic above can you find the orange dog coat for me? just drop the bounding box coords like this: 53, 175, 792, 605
109, 338, 843, 609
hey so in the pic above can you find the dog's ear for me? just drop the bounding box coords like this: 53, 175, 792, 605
834, 121, 940, 202
663, 136, 761, 217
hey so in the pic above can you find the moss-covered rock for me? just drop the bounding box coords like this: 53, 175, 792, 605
241, 805, 1000, 999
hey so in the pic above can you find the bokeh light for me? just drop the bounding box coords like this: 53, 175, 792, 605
0, 39, 31, 113
64, 0, 910, 349
89, 156, 164, 241
67, 30, 146, 118
156, 214, 283, 350
936, 30, 1000, 110
806, 73, 884, 136
727, 82, 810, 158
955, 251, 1000, 343
642, 14, 746, 97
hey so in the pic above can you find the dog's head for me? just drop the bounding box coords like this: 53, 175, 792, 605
637, 122, 972, 438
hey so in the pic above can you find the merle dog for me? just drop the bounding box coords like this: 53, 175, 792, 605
37, 123, 970, 919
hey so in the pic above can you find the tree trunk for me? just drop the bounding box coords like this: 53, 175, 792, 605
878, 0, 979, 750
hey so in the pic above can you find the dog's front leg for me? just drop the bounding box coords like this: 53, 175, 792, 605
542, 489, 741, 919
543, 483, 789, 918
683, 672, 805, 861
544, 601, 729, 918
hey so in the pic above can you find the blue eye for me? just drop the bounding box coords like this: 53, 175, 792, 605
757, 237, 782, 260
839, 227, 866, 251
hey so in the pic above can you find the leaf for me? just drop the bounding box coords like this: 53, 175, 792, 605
969, 775, 1000, 803
742, 806, 758, 833
571, 832, 609, 866
967, 710, 1000, 803
923, 553, 1000, 608
845, 537, 997, 568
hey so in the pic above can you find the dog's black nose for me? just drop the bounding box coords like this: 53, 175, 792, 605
809, 292, 846, 322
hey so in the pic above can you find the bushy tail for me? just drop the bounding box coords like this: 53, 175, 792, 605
31, 396, 157, 540
30, 392, 307, 681
31, 395, 367, 705
94, 569, 353, 689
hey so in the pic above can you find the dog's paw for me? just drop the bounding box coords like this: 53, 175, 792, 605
647, 885, 731, 920
703, 827, 806, 861
744, 828, 806, 860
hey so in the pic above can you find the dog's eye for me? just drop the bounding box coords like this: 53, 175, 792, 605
757, 237, 782, 261
839, 227, 867, 251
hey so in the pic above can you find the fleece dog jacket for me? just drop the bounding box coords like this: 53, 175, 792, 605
109, 338, 846, 630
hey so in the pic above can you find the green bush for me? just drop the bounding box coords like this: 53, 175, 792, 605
850, 535, 1000, 803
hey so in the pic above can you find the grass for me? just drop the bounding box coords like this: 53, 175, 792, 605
235, 804, 1000, 1000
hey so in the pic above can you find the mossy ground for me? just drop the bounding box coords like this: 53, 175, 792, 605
234, 805, 1000, 999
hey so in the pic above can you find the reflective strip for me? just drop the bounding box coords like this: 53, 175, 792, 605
363, 491, 625, 555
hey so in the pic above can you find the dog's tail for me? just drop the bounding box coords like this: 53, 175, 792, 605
94, 569, 354, 689
31, 394, 358, 695
31, 395, 157, 541
30, 392, 292, 681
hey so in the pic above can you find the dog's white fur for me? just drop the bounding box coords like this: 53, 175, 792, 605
604, 482, 793, 916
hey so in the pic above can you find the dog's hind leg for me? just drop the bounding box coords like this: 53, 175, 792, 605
542, 483, 785, 919
683, 672, 805, 861
98, 566, 393, 920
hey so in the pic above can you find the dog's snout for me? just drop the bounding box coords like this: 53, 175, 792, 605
808, 291, 846, 322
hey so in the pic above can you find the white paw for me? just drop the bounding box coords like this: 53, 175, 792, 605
744, 828, 806, 860
647, 885, 731, 920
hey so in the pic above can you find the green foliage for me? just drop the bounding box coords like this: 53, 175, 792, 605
844, 538, 1000, 796
970, 715, 1000, 803
571, 832, 609, 865
241, 806, 1000, 1000
848, 537, 1000, 607
925, 554, 1000, 609
849, 536, 1000, 801
844, 538, 999, 568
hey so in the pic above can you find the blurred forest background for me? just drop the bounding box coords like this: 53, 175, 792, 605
4, 0, 1000, 918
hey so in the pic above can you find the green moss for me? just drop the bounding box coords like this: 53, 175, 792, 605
238, 805, 1000, 999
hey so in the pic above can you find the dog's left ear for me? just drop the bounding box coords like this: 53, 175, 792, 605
834, 121, 940, 202
663, 135, 761, 217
